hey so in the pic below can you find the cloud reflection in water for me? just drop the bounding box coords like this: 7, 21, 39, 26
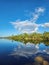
10, 42, 49, 58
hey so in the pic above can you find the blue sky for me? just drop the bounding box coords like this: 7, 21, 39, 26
0, 0, 49, 36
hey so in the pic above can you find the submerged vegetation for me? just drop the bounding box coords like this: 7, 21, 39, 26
6, 32, 49, 45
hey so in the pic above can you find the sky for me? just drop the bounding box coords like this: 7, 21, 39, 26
0, 0, 49, 36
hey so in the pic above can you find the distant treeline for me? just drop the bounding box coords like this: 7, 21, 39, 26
7, 32, 49, 45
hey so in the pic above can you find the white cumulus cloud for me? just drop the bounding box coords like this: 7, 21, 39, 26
41, 22, 49, 28
10, 20, 39, 33
10, 7, 45, 33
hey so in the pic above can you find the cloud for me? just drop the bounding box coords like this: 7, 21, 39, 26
10, 20, 39, 33
35, 7, 45, 13
41, 22, 49, 28
10, 7, 45, 33
31, 7, 45, 23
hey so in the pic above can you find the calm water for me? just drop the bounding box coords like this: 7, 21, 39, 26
0, 39, 49, 65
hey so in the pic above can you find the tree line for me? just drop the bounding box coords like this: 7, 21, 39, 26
7, 32, 49, 45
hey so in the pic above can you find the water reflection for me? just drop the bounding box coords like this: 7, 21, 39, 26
9, 42, 49, 65
10, 42, 49, 58
12, 39, 49, 46
0, 39, 49, 65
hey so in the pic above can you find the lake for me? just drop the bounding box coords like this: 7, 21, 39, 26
0, 39, 49, 65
